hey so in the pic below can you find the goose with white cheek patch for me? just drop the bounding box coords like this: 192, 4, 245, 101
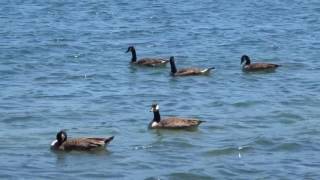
149, 103, 204, 129
50, 130, 114, 151
126, 46, 169, 67
241, 55, 280, 71
169, 56, 215, 76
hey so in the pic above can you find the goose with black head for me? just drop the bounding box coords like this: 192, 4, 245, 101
149, 103, 204, 129
126, 46, 169, 67
50, 130, 114, 151
241, 55, 280, 71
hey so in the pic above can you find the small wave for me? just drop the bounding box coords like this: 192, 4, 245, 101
161, 141, 195, 148
271, 142, 302, 152
204, 146, 253, 157
254, 137, 276, 146
2, 115, 39, 123
276, 112, 305, 121
232, 100, 265, 107
164, 172, 213, 180
206, 125, 225, 131
132, 145, 153, 150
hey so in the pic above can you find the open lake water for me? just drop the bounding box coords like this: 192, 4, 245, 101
1, 0, 320, 179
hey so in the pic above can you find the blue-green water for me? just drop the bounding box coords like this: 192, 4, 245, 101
1, 0, 320, 179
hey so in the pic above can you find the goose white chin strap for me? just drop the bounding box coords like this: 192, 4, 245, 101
51, 140, 57, 146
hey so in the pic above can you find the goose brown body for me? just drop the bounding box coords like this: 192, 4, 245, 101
149, 117, 203, 129
134, 57, 169, 66
51, 131, 114, 151
241, 55, 280, 71
149, 103, 204, 129
126, 46, 169, 67
169, 56, 214, 76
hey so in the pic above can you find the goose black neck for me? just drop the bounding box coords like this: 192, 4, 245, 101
170, 59, 177, 74
153, 111, 161, 122
57, 140, 64, 146
242, 56, 251, 65
131, 48, 137, 62
245, 59, 251, 65
57, 138, 65, 146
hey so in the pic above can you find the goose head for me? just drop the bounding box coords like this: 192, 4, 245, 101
150, 103, 161, 125
150, 103, 160, 112
126, 46, 135, 53
241, 55, 251, 65
56, 130, 67, 145
51, 130, 67, 148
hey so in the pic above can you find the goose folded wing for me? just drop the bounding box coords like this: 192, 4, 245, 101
161, 118, 200, 128
64, 138, 105, 150
249, 63, 278, 69
177, 68, 201, 75
138, 58, 168, 65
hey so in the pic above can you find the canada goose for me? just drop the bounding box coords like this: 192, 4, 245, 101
169, 56, 215, 76
149, 103, 204, 129
241, 55, 280, 71
126, 46, 169, 67
50, 130, 114, 151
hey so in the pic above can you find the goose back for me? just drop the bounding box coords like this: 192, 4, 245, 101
156, 117, 203, 129
59, 137, 113, 151
243, 63, 279, 71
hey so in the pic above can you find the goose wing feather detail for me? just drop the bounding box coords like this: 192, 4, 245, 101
61, 137, 113, 151
244, 63, 279, 71
159, 117, 203, 128
175, 67, 213, 76
136, 58, 169, 66
177, 68, 201, 75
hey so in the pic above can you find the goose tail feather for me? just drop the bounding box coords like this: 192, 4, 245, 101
104, 136, 114, 144
201, 67, 215, 73
199, 120, 206, 124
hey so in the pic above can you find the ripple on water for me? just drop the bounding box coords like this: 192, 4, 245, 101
254, 137, 276, 146
276, 113, 304, 124
232, 100, 265, 108
132, 145, 153, 150
270, 142, 302, 152
159, 139, 195, 149
1, 0, 320, 179
204, 146, 253, 157
2, 115, 41, 124
164, 172, 213, 180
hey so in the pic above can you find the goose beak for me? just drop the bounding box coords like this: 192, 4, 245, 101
126, 47, 130, 53
150, 108, 153, 112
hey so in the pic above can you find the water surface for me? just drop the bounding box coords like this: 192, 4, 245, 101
1, 0, 320, 179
